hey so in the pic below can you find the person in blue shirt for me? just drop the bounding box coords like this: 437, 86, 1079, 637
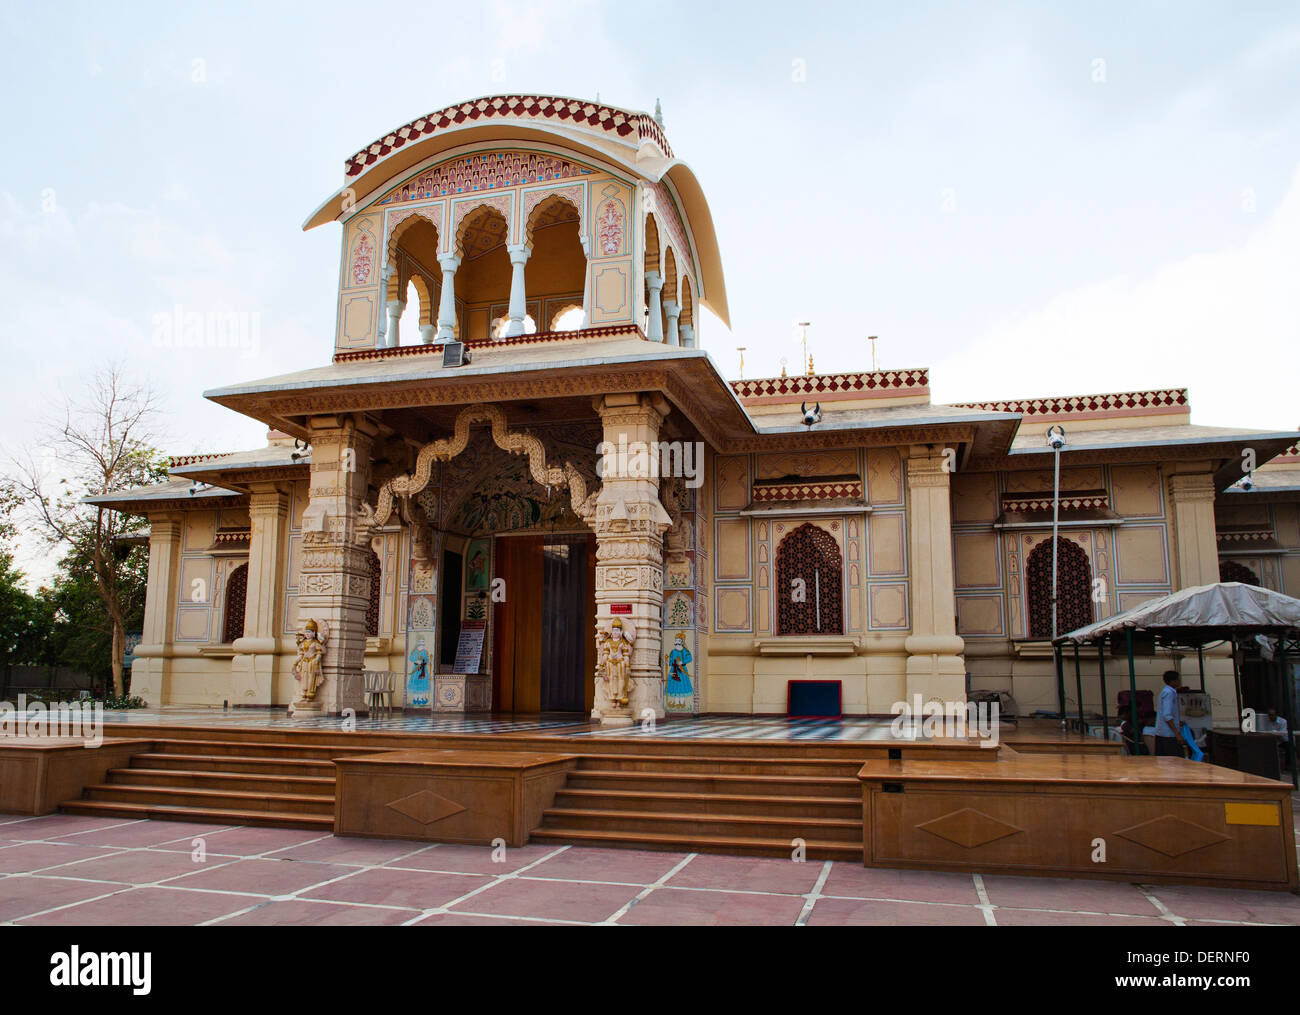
1154, 670, 1185, 757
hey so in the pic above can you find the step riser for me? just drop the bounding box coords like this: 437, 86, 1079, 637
85, 787, 333, 816
540, 811, 861, 843
529, 830, 860, 861
153, 743, 370, 761
579, 758, 861, 778
130, 755, 335, 777
553, 791, 858, 820
567, 773, 859, 798
111, 769, 334, 794
60, 801, 332, 831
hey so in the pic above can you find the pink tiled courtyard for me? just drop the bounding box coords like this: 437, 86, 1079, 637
3, 812, 1299, 926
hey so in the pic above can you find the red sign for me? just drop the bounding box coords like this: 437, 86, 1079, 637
609, 604, 632, 615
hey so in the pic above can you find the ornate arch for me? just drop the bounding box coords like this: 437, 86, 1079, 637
383, 206, 442, 269
222, 563, 248, 644
407, 273, 434, 325
364, 550, 382, 636
661, 246, 678, 304
374, 404, 600, 532
452, 196, 513, 257
524, 186, 586, 254
1026, 536, 1093, 639
1219, 559, 1261, 587
679, 275, 695, 328
775, 523, 843, 636
644, 212, 661, 273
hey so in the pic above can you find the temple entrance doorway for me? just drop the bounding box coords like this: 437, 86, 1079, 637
491, 532, 596, 713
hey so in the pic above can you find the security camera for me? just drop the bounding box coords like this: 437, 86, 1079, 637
801, 401, 822, 428
1240, 475, 1254, 492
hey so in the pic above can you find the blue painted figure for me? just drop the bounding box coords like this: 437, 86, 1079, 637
664, 632, 693, 710
407, 636, 430, 708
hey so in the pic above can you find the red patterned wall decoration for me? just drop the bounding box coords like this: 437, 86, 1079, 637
1026, 537, 1093, 639
1219, 560, 1261, 587
222, 563, 248, 644
776, 523, 844, 636
366, 551, 382, 637
379, 151, 591, 205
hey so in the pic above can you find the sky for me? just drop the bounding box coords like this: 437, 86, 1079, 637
1, 0, 1298, 584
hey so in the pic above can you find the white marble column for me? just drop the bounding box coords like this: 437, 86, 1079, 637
385, 300, 405, 348
296, 417, 377, 715
435, 254, 461, 342
506, 244, 530, 338
663, 299, 680, 347
591, 393, 673, 724
678, 323, 695, 348
645, 270, 664, 342
419, 324, 436, 345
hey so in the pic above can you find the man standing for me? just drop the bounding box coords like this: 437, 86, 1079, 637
1155, 670, 1185, 757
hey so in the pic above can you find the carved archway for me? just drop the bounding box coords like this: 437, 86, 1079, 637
374, 405, 601, 559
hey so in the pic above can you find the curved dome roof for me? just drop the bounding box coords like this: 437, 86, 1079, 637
303, 93, 729, 325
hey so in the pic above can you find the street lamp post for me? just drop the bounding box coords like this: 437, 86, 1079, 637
1047, 425, 1067, 729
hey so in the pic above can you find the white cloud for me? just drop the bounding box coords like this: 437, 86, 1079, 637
931, 165, 1300, 432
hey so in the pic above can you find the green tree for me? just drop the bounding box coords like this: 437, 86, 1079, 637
0, 483, 54, 699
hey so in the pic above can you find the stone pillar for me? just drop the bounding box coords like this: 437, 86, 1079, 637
663, 299, 680, 347
645, 270, 664, 342
419, 324, 436, 345
592, 393, 673, 724
903, 447, 965, 705
506, 243, 530, 337
1167, 468, 1236, 721
435, 254, 461, 342
1167, 469, 1219, 589
231, 488, 289, 705
296, 417, 377, 715
133, 514, 183, 706
386, 299, 405, 348
678, 323, 695, 348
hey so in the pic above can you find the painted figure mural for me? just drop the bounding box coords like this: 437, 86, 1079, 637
664, 631, 693, 711
465, 540, 490, 590
407, 636, 431, 708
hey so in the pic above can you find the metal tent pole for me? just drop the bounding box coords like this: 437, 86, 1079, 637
1278, 641, 1297, 790
1054, 644, 1067, 729
1126, 628, 1140, 755
1230, 635, 1244, 729
1197, 644, 1206, 693
1098, 640, 1109, 736
1073, 642, 1085, 732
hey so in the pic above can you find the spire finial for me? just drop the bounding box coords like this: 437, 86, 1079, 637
654, 98, 664, 129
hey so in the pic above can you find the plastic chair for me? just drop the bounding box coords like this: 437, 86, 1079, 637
363, 670, 396, 717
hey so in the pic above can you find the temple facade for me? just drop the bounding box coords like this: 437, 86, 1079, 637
96, 94, 1300, 726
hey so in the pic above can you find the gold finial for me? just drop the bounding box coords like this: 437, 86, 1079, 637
806, 353, 815, 376
779, 356, 788, 378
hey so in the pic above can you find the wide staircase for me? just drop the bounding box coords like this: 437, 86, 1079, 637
531, 751, 865, 860
61, 736, 869, 859
59, 738, 371, 831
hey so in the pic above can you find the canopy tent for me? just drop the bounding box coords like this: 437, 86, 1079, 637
1054, 582, 1300, 783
